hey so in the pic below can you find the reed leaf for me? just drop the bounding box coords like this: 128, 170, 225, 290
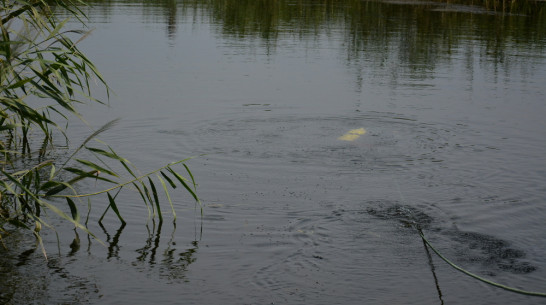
63, 168, 118, 184
106, 192, 125, 225
167, 167, 199, 204
75, 159, 119, 177
58, 118, 120, 172
183, 163, 197, 191
1, 169, 100, 242
160, 171, 177, 189
148, 177, 162, 222
141, 180, 155, 218
157, 174, 176, 221
33, 230, 48, 261
132, 182, 152, 219
45, 18, 71, 42
1, 0, 200, 255
86, 146, 129, 163
66, 197, 79, 223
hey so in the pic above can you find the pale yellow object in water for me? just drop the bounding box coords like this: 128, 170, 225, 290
338, 128, 366, 141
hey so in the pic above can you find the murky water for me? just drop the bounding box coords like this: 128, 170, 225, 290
2, 0, 546, 304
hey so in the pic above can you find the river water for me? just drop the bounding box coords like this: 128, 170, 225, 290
1, 0, 546, 304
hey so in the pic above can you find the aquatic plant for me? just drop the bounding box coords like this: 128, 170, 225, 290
0, 0, 199, 256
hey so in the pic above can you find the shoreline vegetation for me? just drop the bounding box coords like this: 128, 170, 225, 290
1, 0, 199, 256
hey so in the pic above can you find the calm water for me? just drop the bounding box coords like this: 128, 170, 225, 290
2, 0, 546, 304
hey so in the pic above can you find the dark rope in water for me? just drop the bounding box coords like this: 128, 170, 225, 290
393, 178, 546, 298
421, 235, 445, 305
417, 227, 546, 298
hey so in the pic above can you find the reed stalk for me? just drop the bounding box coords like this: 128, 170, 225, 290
1, 0, 199, 256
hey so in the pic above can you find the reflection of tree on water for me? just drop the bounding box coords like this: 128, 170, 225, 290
163, 0, 178, 41
81, 0, 180, 41
84, 0, 545, 89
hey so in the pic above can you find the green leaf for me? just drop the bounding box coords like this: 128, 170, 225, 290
87, 147, 127, 162
160, 171, 177, 189
43, 181, 72, 196
157, 174, 176, 220
0, 124, 17, 131
107, 192, 125, 225
141, 181, 154, 217
66, 197, 80, 223
148, 177, 162, 222
132, 182, 152, 219
1, 170, 99, 244
168, 167, 199, 203
49, 164, 56, 180
75, 159, 119, 177
183, 163, 198, 190
7, 218, 31, 230
63, 167, 118, 184
6, 78, 33, 90
46, 17, 71, 41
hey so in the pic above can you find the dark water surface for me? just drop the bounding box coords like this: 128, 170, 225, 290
2, 0, 546, 304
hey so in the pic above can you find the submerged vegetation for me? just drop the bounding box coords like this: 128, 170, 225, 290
0, 0, 199, 256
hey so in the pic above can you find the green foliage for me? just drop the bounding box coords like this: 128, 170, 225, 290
0, 0, 200, 254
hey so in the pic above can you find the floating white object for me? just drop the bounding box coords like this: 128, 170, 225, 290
338, 128, 366, 141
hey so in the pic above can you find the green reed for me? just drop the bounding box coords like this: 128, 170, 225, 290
0, 0, 200, 256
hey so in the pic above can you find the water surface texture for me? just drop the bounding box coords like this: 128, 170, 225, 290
2, 0, 546, 304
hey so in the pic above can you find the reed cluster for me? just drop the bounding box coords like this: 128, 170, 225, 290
0, 0, 199, 256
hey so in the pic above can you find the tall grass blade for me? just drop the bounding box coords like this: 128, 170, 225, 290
141, 181, 155, 218
132, 182, 152, 220
33, 230, 48, 261
183, 164, 197, 191
160, 171, 177, 189
107, 192, 125, 225
66, 197, 80, 223
148, 177, 162, 222
167, 167, 199, 203
46, 18, 71, 41
58, 118, 120, 172
157, 174, 176, 220
2, 169, 100, 245
63, 168, 118, 184
75, 159, 119, 177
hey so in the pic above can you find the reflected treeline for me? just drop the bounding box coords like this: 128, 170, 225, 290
81, 0, 546, 41
81, 0, 545, 67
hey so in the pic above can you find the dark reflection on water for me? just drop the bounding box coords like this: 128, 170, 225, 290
4, 0, 546, 304
81, 0, 546, 56
100, 222, 125, 259
75, 0, 546, 98
367, 203, 537, 275
68, 230, 81, 257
